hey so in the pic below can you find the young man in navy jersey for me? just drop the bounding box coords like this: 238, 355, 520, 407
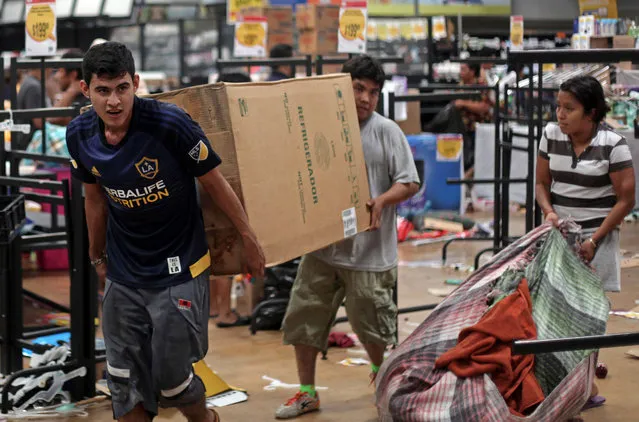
66, 42, 265, 422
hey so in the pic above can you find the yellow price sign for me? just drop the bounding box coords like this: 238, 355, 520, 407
413, 20, 427, 40
400, 22, 412, 39
235, 22, 266, 48
389, 24, 400, 40
436, 136, 462, 161
377, 23, 389, 41
340, 9, 366, 41
227, 0, 264, 23
26, 4, 56, 42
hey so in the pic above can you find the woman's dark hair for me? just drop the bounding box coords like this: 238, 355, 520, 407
82, 41, 135, 86
342, 55, 385, 89
467, 63, 481, 78
216, 72, 251, 83
559, 75, 609, 124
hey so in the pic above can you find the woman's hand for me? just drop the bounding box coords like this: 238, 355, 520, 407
545, 212, 559, 227
579, 239, 596, 262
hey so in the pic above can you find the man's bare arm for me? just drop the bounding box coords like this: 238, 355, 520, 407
197, 168, 265, 277
84, 182, 107, 261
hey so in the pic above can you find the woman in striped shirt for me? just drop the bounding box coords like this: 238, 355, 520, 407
536, 75, 635, 293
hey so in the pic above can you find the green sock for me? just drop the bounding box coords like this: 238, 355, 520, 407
371, 363, 380, 374
300, 384, 316, 397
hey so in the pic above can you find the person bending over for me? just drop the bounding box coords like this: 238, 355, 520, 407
536, 75, 635, 406
66, 42, 265, 422
275, 55, 420, 419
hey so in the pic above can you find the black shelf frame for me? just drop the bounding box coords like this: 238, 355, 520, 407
217, 56, 314, 78
0, 175, 98, 413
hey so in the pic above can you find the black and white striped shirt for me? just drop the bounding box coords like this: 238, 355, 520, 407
538, 122, 633, 229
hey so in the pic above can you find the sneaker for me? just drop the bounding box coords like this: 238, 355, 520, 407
275, 391, 320, 419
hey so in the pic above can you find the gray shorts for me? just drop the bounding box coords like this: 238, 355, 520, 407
580, 228, 621, 292
102, 272, 210, 419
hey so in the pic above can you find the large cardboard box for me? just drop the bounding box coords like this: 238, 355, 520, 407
613, 35, 635, 70
240, 6, 293, 32
267, 30, 294, 52
295, 4, 340, 31
239, 6, 294, 52
298, 29, 338, 55
150, 75, 370, 275
396, 88, 422, 135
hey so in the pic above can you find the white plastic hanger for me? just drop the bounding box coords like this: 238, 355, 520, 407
0, 109, 31, 134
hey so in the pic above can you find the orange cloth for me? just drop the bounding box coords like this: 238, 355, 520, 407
434, 278, 545, 416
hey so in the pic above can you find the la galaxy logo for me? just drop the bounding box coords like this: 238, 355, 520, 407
135, 157, 159, 180
188, 140, 209, 163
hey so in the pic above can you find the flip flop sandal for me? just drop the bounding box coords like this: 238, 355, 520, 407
209, 313, 219, 319
216, 316, 250, 328
582, 395, 605, 411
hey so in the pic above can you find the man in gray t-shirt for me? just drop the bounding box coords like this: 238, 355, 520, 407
276, 55, 420, 420
14, 71, 50, 151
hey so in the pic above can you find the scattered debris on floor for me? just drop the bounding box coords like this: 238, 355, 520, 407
609, 311, 639, 320
398, 260, 474, 274
623, 211, 639, 223
445, 279, 464, 285
621, 254, 639, 269
338, 358, 370, 367
327, 332, 355, 348
625, 349, 639, 359
0, 395, 108, 420
428, 286, 457, 297
262, 376, 328, 392
397, 212, 492, 246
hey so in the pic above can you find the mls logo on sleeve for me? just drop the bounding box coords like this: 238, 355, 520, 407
189, 140, 209, 163
135, 157, 159, 180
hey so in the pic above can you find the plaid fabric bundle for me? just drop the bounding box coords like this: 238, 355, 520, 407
376, 222, 609, 422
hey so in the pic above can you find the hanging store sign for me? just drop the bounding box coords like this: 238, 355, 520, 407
578, 0, 618, 18
228, 0, 265, 24
432, 16, 446, 40
25, 0, 57, 57
510, 15, 524, 51
234, 17, 268, 57
338, 1, 368, 53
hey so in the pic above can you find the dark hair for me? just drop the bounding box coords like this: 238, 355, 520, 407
61, 49, 84, 80
269, 44, 293, 72
216, 72, 251, 83
559, 75, 609, 124
342, 55, 385, 89
269, 44, 293, 59
82, 41, 135, 86
462, 62, 481, 78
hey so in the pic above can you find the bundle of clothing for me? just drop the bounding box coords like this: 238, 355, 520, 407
376, 221, 610, 421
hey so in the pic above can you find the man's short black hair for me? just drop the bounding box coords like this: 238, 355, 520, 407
559, 75, 609, 124
61, 49, 84, 81
216, 72, 251, 83
269, 44, 293, 59
341, 55, 385, 89
82, 41, 135, 86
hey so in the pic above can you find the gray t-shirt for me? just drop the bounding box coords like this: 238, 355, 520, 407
311, 112, 420, 271
15, 75, 49, 150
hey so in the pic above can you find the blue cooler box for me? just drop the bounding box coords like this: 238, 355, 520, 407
397, 133, 464, 216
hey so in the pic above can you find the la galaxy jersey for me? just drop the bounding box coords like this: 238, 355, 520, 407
66, 97, 221, 288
